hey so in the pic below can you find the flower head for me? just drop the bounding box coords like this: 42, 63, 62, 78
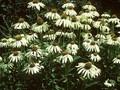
113, 55, 120, 64
46, 43, 62, 54
9, 51, 23, 62
26, 45, 43, 58
104, 79, 116, 87
27, 0, 45, 11
90, 53, 101, 62
58, 51, 73, 64
12, 34, 28, 48
66, 41, 79, 55
24, 63, 44, 74
45, 9, 61, 20
13, 18, 30, 30
76, 62, 101, 79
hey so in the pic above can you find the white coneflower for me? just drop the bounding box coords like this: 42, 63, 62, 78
95, 34, 106, 44
12, 34, 28, 48
90, 53, 101, 62
80, 11, 94, 18
13, 18, 30, 30
93, 20, 101, 29
55, 14, 72, 28
27, 0, 45, 11
62, 2, 75, 9
55, 30, 65, 36
81, 24, 91, 31
46, 43, 62, 54
65, 32, 76, 39
100, 25, 110, 34
63, 6, 77, 16
0, 38, 9, 47
7, 38, 15, 47
24, 63, 44, 75
76, 62, 101, 79
107, 37, 120, 45
43, 34, 56, 40
82, 2, 96, 11
79, 15, 93, 24
26, 32, 38, 42
58, 51, 73, 64
84, 41, 100, 53
115, 23, 120, 28
82, 39, 92, 48
104, 79, 116, 87
113, 55, 120, 64
66, 41, 79, 55
90, 11, 99, 17
26, 45, 43, 58
95, 34, 106, 40
101, 13, 111, 18
45, 9, 61, 20
82, 32, 93, 40
32, 17, 49, 33
108, 15, 120, 24
9, 51, 23, 62
43, 30, 56, 40
71, 16, 82, 30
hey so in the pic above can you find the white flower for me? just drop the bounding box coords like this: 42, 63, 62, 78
62, 3, 75, 9
90, 11, 99, 17
81, 24, 91, 31
58, 51, 73, 64
45, 9, 61, 20
106, 35, 120, 45
26, 32, 38, 42
113, 55, 120, 64
55, 16, 72, 28
66, 41, 79, 55
64, 32, 76, 39
83, 41, 100, 53
46, 43, 62, 54
100, 25, 110, 34
7, 38, 15, 47
108, 15, 120, 24
27, 0, 45, 11
82, 39, 92, 48
82, 33, 93, 40
63, 9, 77, 16
93, 20, 101, 29
24, 63, 44, 74
80, 12, 94, 18
43, 30, 56, 40
71, 21, 82, 30
13, 18, 30, 30
115, 23, 120, 28
71, 17, 82, 30
32, 22, 49, 33
9, 51, 23, 62
101, 13, 111, 18
95, 34, 106, 44
76, 62, 101, 79
26, 45, 43, 58
79, 15, 93, 24
55, 30, 65, 36
82, 3, 96, 11
12, 34, 28, 48
104, 79, 116, 87
0, 38, 9, 47
90, 53, 101, 62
